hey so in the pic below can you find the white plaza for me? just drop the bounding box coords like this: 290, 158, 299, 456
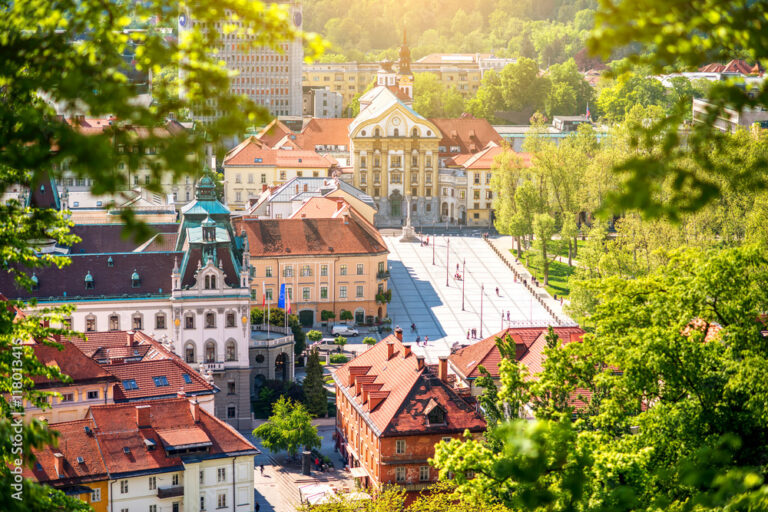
384, 234, 574, 363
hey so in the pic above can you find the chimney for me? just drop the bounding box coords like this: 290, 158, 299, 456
386, 341, 395, 360
394, 327, 403, 342
438, 356, 448, 383
177, 389, 187, 399
53, 452, 64, 477
136, 405, 151, 428
190, 399, 200, 423
416, 355, 425, 370
403, 344, 412, 358
126, 330, 135, 347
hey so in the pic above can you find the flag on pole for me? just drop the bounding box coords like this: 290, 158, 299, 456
278, 283, 286, 308
286, 289, 292, 315
261, 282, 266, 308
586, 103, 591, 120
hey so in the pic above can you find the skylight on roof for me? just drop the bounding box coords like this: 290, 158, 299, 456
183, 373, 192, 384
152, 376, 169, 387
123, 379, 138, 390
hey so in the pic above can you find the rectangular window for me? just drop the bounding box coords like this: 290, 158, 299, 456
185, 316, 194, 329
395, 439, 406, 454
356, 264, 364, 275
91, 488, 101, 502
474, 190, 480, 200
86, 318, 96, 332
217, 493, 227, 509
87, 390, 99, 400
360, 172, 367, 185
261, 174, 266, 184
300, 265, 311, 277
172, 474, 179, 486
227, 381, 236, 394
360, 155, 367, 168
287, 287, 293, 300
265, 266, 273, 277
226, 313, 235, 328
266, 288, 273, 301
248, 173, 254, 184
120, 480, 128, 493
279, 171, 286, 180
320, 286, 328, 299
227, 405, 236, 418
426, 187, 432, 197
200, 470, 204, 484
339, 286, 347, 299
474, 173, 480, 184
217, 467, 226, 482
173, 503, 179, 512
283, 266, 293, 277
109, 315, 119, 331
61, 393, 74, 402
320, 265, 328, 276
132, 316, 142, 330
356, 285, 364, 298
303, 287, 310, 301
395, 466, 406, 482
148, 476, 156, 490
155, 314, 166, 330
378, 261, 385, 273
420, 466, 430, 481
391, 155, 402, 168
340, 264, 347, 276
200, 497, 206, 511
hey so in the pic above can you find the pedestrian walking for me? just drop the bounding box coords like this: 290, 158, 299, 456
260, 464, 264, 475
411, 322, 416, 332
507, 311, 510, 322
256, 503, 261, 512
467, 329, 470, 340
416, 335, 421, 344
495, 287, 499, 296
424, 336, 429, 344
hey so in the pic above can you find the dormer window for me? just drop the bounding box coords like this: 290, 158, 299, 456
107, 256, 114, 267
204, 275, 217, 290
31, 273, 39, 290
202, 215, 216, 242
131, 270, 140, 288
425, 399, 447, 425
84, 271, 94, 289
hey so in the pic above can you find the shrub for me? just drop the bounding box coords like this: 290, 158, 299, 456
330, 354, 348, 364
362, 336, 377, 346
307, 330, 323, 342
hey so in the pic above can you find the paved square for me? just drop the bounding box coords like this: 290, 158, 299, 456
385, 235, 571, 363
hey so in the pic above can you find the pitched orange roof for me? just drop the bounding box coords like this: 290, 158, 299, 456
298, 118, 353, 150
449, 327, 585, 380
237, 216, 388, 257
109, 358, 215, 401
88, 398, 257, 476
462, 144, 532, 170
32, 340, 117, 388
289, 197, 350, 219
430, 117, 503, 156
256, 119, 295, 147
333, 336, 486, 436
24, 419, 108, 486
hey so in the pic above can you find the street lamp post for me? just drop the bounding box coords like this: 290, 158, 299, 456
461, 259, 466, 311
432, 235, 435, 265
480, 284, 484, 338
446, 238, 450, 287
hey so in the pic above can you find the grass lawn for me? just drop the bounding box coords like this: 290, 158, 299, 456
516, 250, 576, 298
551, 239, 586, 259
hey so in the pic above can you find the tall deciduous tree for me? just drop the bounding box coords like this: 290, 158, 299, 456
532, 213, 557, 285
413, 73, 466, 118
253, 396, 321, 457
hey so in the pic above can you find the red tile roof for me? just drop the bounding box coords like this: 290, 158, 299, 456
155, 426, 211, 448
699, 59, 763, 74
430, 117, 503, 156
88, 398, 257, 477
223, 142, 334, 169
461, 144, 532, 170
449, 327, 585, 380
289, 197, 350, 219
109, 358, 214, 401
237, 215, 388, 257
298, 118, 353, 150
24, 419, 108, 486
256, 119, 295, 148
333, 336, 486, 436
31, 340, 117, 388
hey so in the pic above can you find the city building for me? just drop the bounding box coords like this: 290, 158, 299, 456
0, 177, 254, 429
178, 2, 303, 121
222, 137, 337, 208
257, 117, 354, 166
242, 176, 376, 225
332, 330, 486, 499
25, 397, 260, 512
692, 97, 768, 133
249, 324, 295, 391
447, 327, 586, 414
494, 115, 607, 151
303, 52, 516, 109
235, 207, 389, 327
303, 86, 344, 118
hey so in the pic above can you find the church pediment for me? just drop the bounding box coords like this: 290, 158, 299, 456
349, 88, 441, 140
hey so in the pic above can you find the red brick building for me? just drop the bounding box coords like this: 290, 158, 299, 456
332, 329, 486, 497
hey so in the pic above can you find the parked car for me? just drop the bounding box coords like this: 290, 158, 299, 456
331, 325, 359, 337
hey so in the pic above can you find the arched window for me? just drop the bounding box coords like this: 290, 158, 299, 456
204, 341, 216, 363
31, 273, 39, 290
109, 314, 119, 331
225, 340, 236, 362
412, 127, 419, 137
226, 312, 236, 328
131, 270, 140, 288
132, 313, 143, 330
411, 153, 419, 168
184, 342, 196, 363
205, 312, 215, 329
374, 127, 381, 137
393, 128, 399, 137
85, 271, 94, 289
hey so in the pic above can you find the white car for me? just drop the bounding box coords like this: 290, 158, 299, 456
331, 325, 359, 337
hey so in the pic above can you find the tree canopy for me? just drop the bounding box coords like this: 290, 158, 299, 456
253, 396, 321, 456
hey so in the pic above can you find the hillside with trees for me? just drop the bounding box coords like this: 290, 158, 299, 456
303, 0, 599, 67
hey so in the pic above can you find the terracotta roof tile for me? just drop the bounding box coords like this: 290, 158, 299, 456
31, 340, 117, 388
449, 327, 585, 380
333, 337, 485, 436
289, 197, 350, 219
430, 118, 503, 156
237, 216, 387, 257
24, 419, 108, 486
109, 358, 215, 401
88, 398, 257, 476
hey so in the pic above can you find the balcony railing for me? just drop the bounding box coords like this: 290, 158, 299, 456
157, 485, 184, 499
200, 361, 224, 372
376, 270, 390, 279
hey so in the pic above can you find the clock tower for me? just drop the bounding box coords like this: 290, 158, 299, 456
397, 29, 414, 100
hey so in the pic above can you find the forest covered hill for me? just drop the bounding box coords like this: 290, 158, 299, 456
303, 0, 603, 66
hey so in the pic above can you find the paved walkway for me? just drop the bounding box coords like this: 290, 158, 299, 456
384, 234, 574, 364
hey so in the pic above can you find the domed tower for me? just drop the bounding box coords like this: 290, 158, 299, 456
397, 29, 414, 100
